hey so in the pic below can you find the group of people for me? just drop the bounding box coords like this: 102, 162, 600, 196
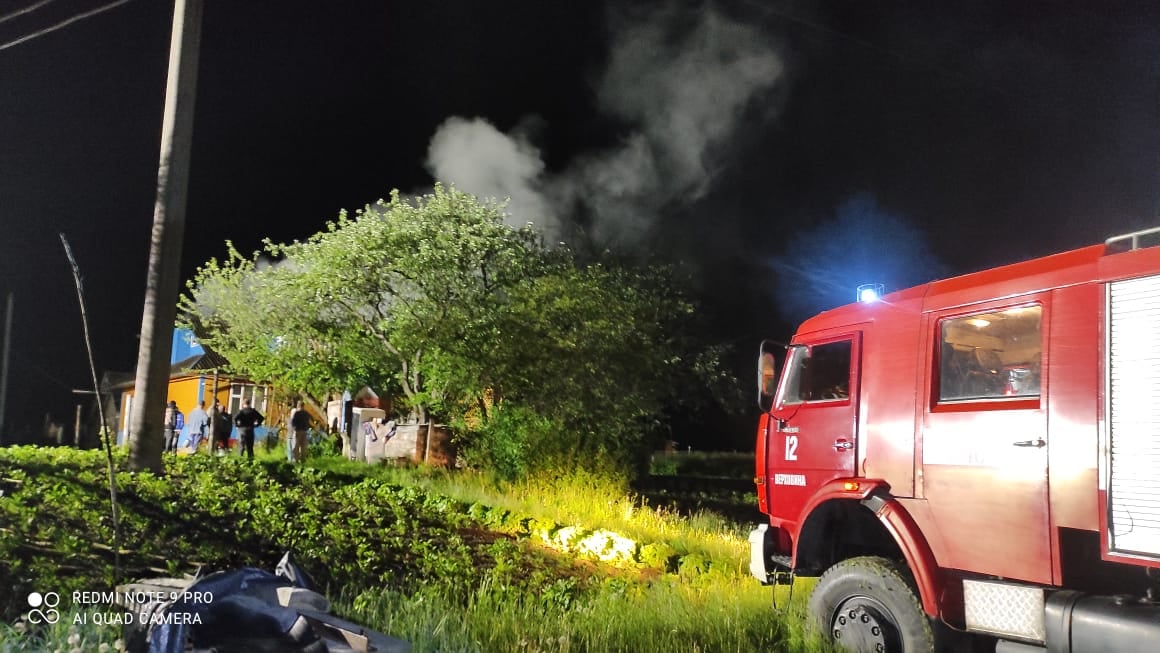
162, 398, 312, 462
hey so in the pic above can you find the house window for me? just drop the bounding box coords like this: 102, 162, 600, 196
938, 305, 1042, 401
228, 384, 267, 415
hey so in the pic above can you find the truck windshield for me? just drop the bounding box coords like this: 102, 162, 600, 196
776, 340, 853, 406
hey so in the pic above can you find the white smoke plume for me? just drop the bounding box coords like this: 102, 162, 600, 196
425, 4, 783, 246
425, 116, 553, 232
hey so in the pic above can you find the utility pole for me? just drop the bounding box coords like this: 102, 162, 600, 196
127, 0, 203, 473
0, 292, 13, 442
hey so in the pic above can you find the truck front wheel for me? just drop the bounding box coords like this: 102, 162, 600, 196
807, 556, 935, 653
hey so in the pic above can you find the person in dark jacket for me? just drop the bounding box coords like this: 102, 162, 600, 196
290, 401, 312, 463
163, 400, 183, 453
234, 399, 264, 460
212, 401, 232, 454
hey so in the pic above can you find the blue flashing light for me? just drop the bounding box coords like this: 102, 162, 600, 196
857, 283, 885, 304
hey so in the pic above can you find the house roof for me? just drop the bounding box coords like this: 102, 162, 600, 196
172, 348, 230, 372
107, 342, 237, 392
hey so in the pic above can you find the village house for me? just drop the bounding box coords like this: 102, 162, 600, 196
113, 329, 288, 451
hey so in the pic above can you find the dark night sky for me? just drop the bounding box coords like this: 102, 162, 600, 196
0, 0, 1157, 441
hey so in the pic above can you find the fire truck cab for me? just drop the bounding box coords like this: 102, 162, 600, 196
749, 228, 1160, 652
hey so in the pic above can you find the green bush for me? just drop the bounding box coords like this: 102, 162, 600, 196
483, 508, 510, 529
456, 405, 557, 481
531, 518, 561, 538
649, 454, 681, 476
467, 501, 491, 522
638, 542, 679, 572
456, 403, 658, 482
678, 552, 712, 578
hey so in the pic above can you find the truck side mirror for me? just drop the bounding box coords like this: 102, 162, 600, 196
758, 340, 783, 412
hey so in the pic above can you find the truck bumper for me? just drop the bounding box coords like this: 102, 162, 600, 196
748, 524, 793, 585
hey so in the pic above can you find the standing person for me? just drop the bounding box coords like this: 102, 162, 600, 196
187, 400, 210, 453
163, 400, 181, 453
290, 401, 312, 463
174, 407, 185, 452
212, 402, 232, 454
234, 399, 264, 460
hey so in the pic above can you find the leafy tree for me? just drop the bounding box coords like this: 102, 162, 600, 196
183, 185, 543, 420
183, 185, 736, 478
437, 257, 735, 477
181, 245, 381, 408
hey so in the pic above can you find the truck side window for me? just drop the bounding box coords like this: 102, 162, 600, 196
938, 305, 1042, 401
778, 340, 853, 406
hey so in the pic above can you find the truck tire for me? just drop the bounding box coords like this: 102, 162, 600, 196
808, 556, 935, 653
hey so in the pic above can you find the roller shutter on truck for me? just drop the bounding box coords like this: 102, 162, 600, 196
1107, 274, 1160, 558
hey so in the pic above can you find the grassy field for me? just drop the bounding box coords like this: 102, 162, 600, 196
0, 445, 831, 652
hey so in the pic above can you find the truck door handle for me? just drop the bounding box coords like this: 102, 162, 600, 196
1013, 438, 1046, 448
833, 439, 854, 451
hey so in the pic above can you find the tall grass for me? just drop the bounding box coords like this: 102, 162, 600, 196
290, 455, 838, 650
341, 575, 834, 653
0, 447, 831, 652
306, 458, 753, 569
506, 470, 751, 570
186, 447, 750, 566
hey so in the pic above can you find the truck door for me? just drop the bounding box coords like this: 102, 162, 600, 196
767, 333, 861, 524
921, 300, 1051, 584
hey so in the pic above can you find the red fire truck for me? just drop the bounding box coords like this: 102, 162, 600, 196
749, 228, 1160, 653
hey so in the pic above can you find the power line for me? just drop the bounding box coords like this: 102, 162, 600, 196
0, 0, 59, 26
0, 0, 132, 53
